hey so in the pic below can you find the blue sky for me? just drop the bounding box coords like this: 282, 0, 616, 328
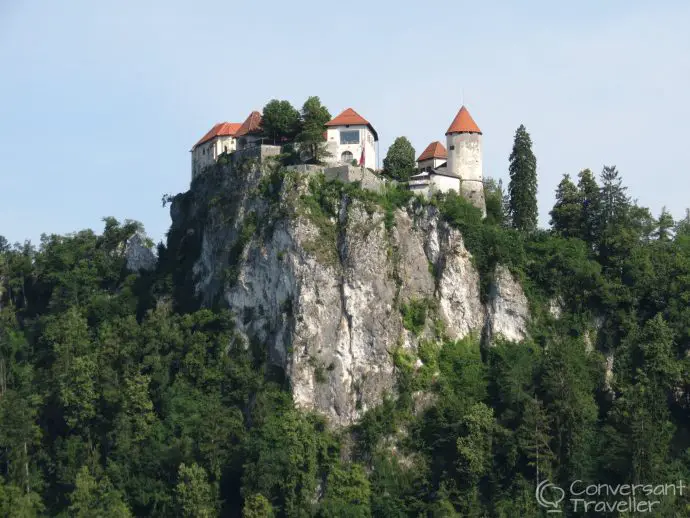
1, 1, 689, 245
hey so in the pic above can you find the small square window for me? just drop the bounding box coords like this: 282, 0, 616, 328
449, 145, 455, 150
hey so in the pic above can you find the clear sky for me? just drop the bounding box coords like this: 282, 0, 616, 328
1, 1, 689, 246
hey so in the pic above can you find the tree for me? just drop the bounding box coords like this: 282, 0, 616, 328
577, 169, 601, 246
549, 174, 581, 238
508, 125, 538, 231
655, 206, 675, 241
262, 100, 301, 143
484, 178, 507, 226
674, 208, 690, 238
0, 478, 44, 518
297, 96, 331, 164
456, 403, 495, 482
175, 463, 218, 518
382, 137, 415, 180
599, 165, 630, 227
68, 466, 132, 518
243, 494, 275, 518
318, 464, 372, 517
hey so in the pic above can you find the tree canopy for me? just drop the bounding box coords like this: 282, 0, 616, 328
382, 136, 416, 180
3, 155, 690, 516
262, 100, 301, 143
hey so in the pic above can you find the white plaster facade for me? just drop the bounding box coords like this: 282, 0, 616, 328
446, 132, 485, 212
325, 125, 377, 170
408, 171, 460, 197
417, 156, 447, 172
191, 135, 237, 180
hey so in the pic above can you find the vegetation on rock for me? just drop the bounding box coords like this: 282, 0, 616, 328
2, 153, 690, 516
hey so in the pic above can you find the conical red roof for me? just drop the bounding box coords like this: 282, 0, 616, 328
193, 122, 242, 149
326, 108, 378, 141
235, 111, 263, 136
417, 141, 447, 162
445, 106, 481, 135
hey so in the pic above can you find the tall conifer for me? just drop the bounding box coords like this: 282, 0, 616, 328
508, 125, 538, 231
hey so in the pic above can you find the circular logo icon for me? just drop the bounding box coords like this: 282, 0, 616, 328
536, 480, 565, 513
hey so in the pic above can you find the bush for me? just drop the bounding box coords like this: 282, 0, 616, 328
401, 299, 429, 335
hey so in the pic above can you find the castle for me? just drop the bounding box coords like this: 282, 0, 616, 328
191, 105, 485, 213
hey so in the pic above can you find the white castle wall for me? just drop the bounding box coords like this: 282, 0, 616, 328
191, 135, 237, 180
446, 132, 485, 213
325, 125, 377, 170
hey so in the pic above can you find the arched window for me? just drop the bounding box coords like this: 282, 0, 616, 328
341, 151, 354, 164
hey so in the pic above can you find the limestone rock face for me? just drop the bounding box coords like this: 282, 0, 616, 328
169, 163, 529, 426
484, 265, 529, 345
125, 233, 156, 272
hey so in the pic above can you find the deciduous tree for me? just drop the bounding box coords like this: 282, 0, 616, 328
383, 137, 415, 180
262, 100, 301, 143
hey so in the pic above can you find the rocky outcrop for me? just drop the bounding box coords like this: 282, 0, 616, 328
484, 265, 529, 345
169, 163, 529, 426
125, 233, 156, 272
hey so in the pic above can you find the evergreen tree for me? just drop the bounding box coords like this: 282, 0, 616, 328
297, 96, 331, 164
599, 165, 630, 227
549, 174, 581, 238
68, 466, 132, 518
674, 208, 690, 238
175, 463, 218, 518
382, 137, 415, 180
655, 206, 675, 241
577, 169, 601, 246
508, 125, 538, 231
262, 100, 301, 143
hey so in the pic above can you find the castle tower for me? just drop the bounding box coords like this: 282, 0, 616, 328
445, 106, 486, 215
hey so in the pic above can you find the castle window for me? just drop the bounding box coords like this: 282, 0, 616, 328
340, 130, 359, 145
341, 151, 354, 164
449, 145, 455, 150
224, 145, 228, 153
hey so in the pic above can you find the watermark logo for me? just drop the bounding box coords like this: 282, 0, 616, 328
536, 480, 565, 513
535, 479, 685, 514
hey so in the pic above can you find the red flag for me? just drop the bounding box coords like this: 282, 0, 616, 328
360, 144, 365, 167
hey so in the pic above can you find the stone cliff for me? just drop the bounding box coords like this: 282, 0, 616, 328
168, 160, 529, 427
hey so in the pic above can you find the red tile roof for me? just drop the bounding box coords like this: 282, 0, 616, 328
193, 122, 242, 149
445, 106, 481, 135
326, 108, 378, 141
235, 111, 263, 136
417, 141, 447, 162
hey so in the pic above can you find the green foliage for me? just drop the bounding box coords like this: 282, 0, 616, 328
68, 466, 132, 517
508, 124, 538, 231
550, 173, 581, 237
577, 168, 601, 245
4, 150, 690, 516
483, 177, 507, 226
655, 205, 675, 241
243, 493, 275, 518
400, 298, 430, 335
297, 96, 332, 164
262, 99, 301, 143
175, 463, 218, 518
318, 464, 371, 517
383, 136, 416, 181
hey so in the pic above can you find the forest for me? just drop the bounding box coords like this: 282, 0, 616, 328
2, 125, 690, 517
